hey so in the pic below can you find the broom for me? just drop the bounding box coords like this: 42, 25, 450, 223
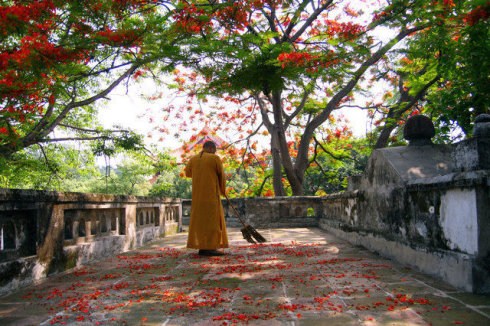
225, 195, 267, 244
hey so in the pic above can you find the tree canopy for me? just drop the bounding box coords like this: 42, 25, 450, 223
158, 0, 489, 195
1, 0, 489, 196
0, 0, 182, 157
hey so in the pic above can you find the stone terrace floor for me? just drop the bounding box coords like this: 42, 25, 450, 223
1, 228, 490, 326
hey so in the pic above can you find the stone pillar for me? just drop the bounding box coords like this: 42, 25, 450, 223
403, 115, 435, 146
473, 114, 490, 138
124, 204, 137, 250
453, 114, 490, 171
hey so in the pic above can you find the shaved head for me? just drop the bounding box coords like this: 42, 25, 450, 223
202, 141, 217, 153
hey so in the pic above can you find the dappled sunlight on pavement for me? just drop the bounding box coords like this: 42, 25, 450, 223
0, 228, 489, 325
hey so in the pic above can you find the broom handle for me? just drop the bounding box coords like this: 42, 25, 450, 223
224, 195, 248, 227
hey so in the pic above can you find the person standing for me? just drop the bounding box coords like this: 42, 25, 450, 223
184, 140, 229, 256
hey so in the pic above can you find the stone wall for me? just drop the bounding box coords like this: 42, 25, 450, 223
0, 190, 181, 296
319, 116, 490, 294
182, 196, 322, 230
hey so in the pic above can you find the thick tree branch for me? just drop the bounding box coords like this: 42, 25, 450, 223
288, 0, 333, 43
374, 72, 440, 148
22, 63, 143, 149
295, 25, 426, 176
58, 124, 133, 134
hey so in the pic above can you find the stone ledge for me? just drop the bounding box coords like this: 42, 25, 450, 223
319, 221, 487, 293
407, 170, 489, 190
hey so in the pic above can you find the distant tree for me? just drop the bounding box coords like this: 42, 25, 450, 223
149, 152, 192, 198
0, 143, 100, 191
149, 169, 192, 198
90, 151, 154, 195
305, 136, 371, 195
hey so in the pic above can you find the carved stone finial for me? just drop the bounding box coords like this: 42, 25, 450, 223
473, 114, 490, 138
403, 115, 435, 146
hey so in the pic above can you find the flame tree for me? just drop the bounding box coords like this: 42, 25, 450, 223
0, 0, 186, 157
165, 0, 483, 195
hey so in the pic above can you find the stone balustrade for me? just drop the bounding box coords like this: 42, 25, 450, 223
0, 190, 181, 296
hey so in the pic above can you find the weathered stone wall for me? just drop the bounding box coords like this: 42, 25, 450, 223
320, 171, 489, 293
318, 116, 490, 294
182, 196, 321, 229
0, 190, 181, 296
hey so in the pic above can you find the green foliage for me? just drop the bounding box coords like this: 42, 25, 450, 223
303, 137, 372, 195
396, 0, 490, 137
90, 154, 154, 196
148, 152, 192, 198
218, 44, 292, 95
0, 142, 160, 196
91, 131, 145, 157
0, 144, 100, 191
149, 169, 192, 199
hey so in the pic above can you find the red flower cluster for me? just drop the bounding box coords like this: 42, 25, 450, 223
278, 52, 319, 68
373, 10, 389, 22
0, 0, 151, 138
325, 20, 365, 39
464, 4, 490, 26
443, 0, 456, 7
215, 4, 250, 31
96, 28, 140, 47
212, 311, 275, 323
0, 0, 55, 36
173, 3, 212, 34
278, 50, 339, 72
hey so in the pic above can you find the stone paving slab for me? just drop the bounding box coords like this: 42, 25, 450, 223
0, 227, 489, 325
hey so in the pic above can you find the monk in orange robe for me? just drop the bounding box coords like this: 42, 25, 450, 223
184, 140, 229, 256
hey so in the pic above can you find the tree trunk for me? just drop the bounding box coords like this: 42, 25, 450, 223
270, 129, 285, 196
270, 91, 304, 196
374, 125, 396, 149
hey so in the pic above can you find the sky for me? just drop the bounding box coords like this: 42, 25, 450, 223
98, 82, 372, 152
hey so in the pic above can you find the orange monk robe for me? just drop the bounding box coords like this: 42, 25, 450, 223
185, 152, 229, 250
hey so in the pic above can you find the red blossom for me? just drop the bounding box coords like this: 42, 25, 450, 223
104, 303, 126, 311
463, 4, 490, 26
95, 28, 141, 47
373, 10, 389, 22
325, 19, 365, 39
0, 1, 56, 36
173, 3, 212, 34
